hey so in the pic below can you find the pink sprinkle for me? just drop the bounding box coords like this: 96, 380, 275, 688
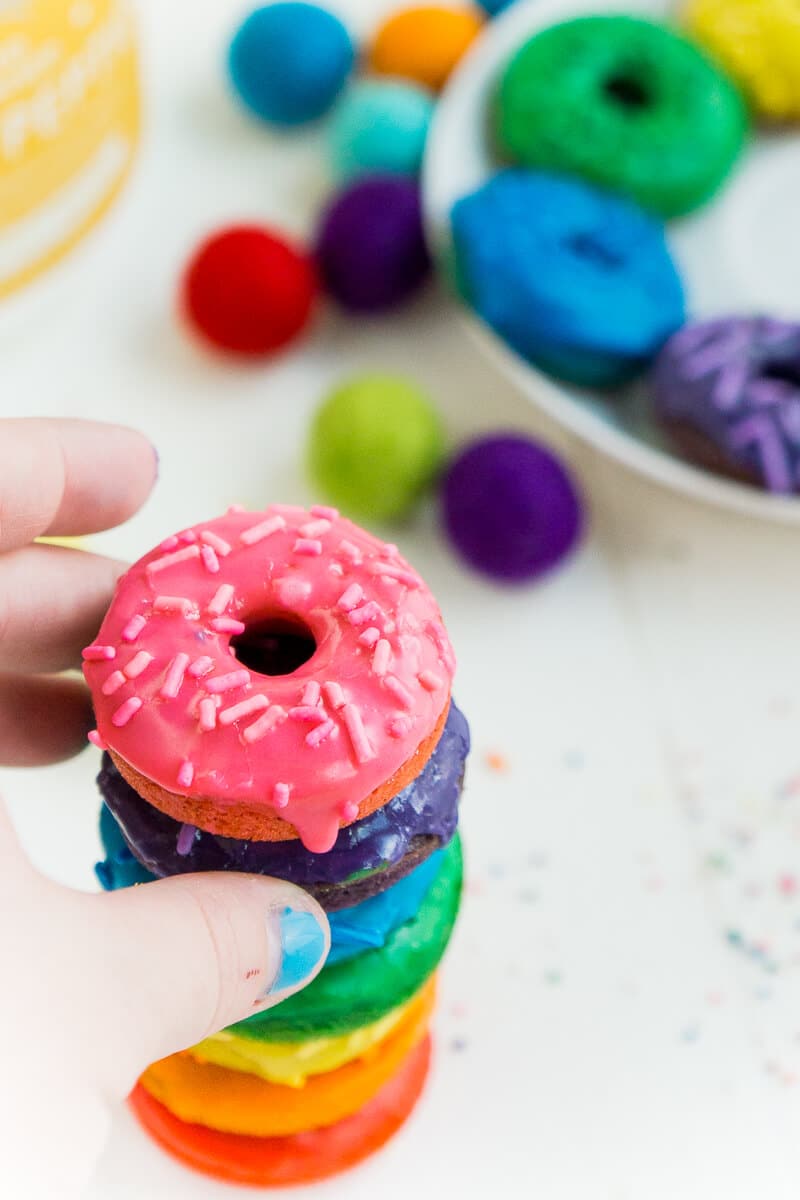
177, 760, 194, 788
372, 639, 391, 676
359, 627, 381, 647
311, 505, 339, 519
199, 698, 217, 731
243, 704, 287, 743
200, 530, 231, 556
384, 675, 414, 710
219, 694, 269, 726
324, 681, 346, 710
299, 518, 331, 539
207, 583, 234, 616
124, 650, 153, 679
290, 705, 326, 723
147, 545, 201, 574
275, 577, 312, 607
82, 644, 116, 661
189, 655, 215, 678
122, 614, 147, 642
159, 535, 179, 550
201, 545, 220, 574
241, 515, 285, 545
273, 782, 290, 809
367, 562, 419, 588
330, 562, 344, 577
779, 874, 798, 897
112, 697, 142, 727
339, 539, 362, 564
340, 800, 359, 822
343, 704, 375, 763
227, 503, 245, 514
338, 583, 364, 612
349, 601, 381, 627
302, 681, 321, 706
87, 729, 107, 749
153, 595, 193, 615
160, 652, 190, 698
294, 538, 322, 556
388, 716, 412, 738
384, 543, 399, 558
179, 530, 198, 543
306, 718, 335, 747
102, 670, 126, 696
205, 669, 250, 694
176, 823, 196, 855
211, 617, 246, 634
270, 504, 305, 516
418, 669, 442, 691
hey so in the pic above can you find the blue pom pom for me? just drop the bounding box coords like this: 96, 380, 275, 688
228, 3, 355, 127
451, 170, 686, 387
478, 0, 516, 14
328, 79, 435, 182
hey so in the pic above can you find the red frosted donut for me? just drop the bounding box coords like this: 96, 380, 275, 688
83, 506, 455, 852
129, 1036, 431, 1187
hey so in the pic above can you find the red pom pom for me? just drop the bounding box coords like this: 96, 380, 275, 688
182, 225, 317, 357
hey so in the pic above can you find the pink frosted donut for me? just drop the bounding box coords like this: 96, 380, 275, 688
82, 505, 455, 853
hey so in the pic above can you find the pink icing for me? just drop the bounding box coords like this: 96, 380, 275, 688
83, 506, 455, 853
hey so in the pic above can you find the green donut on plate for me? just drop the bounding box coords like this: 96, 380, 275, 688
229, 833, 463, 1042
494, 15, 748, 218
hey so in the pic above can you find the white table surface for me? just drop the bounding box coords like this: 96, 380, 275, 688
4, 2, 800, 1197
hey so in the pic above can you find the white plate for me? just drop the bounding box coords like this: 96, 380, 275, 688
422, 0, 800, 522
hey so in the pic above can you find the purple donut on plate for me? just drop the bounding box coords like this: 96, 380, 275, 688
652, 316, 800, 494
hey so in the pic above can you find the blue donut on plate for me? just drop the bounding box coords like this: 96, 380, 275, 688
450, 170, 686, 387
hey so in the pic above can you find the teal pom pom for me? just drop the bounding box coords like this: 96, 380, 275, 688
328, 79, 435, 182
228, 3, 355, 127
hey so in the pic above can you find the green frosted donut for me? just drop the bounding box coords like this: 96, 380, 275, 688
495, 15, 748, 218
228, 833, 463, 1042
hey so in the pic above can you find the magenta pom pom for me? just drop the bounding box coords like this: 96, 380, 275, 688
315, 175, 431, 313
441, 435, 584, 582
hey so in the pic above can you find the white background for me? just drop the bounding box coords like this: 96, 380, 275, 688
4, 1, 800, 1197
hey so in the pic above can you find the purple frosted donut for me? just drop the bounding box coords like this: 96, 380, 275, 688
653, 317, 800, 494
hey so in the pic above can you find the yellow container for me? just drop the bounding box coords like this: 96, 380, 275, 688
0, 0, 139, 301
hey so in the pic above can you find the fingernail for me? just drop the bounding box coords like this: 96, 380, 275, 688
261, 906, 327, 999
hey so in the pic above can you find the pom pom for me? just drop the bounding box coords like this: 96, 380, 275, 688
478, 0, 515, 13
228, 3, 355, 126
308, 374, 445, 521
441, 435, 584, 582
182, 225, 317, 357
315, 176, 431, 313
369, 5, 484, 91
328, 79, 435, 182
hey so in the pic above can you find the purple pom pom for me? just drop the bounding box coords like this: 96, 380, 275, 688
315, 175, 431, 312
442, 434, 584, 582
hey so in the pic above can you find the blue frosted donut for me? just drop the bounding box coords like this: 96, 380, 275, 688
451, 170, 685, 387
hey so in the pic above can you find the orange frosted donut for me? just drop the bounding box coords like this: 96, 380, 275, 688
129, 1036, 431, 1187
369, 6, 484, 92
83, 505, 456, 851
139, 977, 434, 1137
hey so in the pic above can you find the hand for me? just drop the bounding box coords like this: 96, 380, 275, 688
0, 421, 330, 1199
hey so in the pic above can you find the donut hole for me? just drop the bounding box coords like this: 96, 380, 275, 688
603, 73, 650, 111
231, 616, 317, 677
760, 360, 800, 390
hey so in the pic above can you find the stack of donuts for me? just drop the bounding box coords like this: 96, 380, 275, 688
451, 4, 800, 495
84, 504, 469, 1187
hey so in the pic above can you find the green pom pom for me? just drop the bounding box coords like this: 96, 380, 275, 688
308, 374, 445, 521
495, 15, 748, 218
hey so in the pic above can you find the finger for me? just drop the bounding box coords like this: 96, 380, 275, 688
0, 544, 126, 672
0, 418, 157, 552
92, 873, 330, 1088
0, 673, 93, 765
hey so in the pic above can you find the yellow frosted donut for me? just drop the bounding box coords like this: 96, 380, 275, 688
190, 992, 415, 1088
685, 0, 800, 121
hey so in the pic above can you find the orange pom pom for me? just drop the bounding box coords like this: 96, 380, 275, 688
369, 6, 484, 92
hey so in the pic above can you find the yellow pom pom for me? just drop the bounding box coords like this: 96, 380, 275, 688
686, 0, 800, 121
369, 5, 484, 92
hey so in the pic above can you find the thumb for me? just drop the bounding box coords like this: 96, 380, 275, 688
90, 871, 330, 1093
